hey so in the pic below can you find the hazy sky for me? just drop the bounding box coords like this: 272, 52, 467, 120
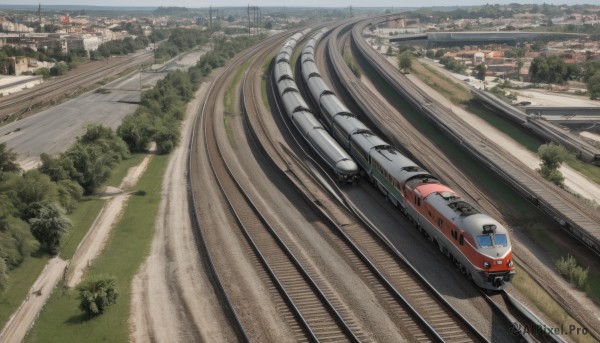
2, 0, 594, 8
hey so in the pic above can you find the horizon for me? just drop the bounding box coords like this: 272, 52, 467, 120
0, 1, 598, 10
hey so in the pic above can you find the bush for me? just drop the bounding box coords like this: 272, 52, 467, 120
78, 274, 119, 317
0, 258, 7, 292
555, 255, 589, 289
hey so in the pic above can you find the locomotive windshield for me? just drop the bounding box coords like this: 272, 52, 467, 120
476, 235, 493, 248
494, 234, 508, 247
477, 234, 508, 248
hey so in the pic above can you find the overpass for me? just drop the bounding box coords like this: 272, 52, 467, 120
389, 31, 586, 46
524, 106, 600, 124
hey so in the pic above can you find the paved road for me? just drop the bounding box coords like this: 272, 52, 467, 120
0, 49, 206, 170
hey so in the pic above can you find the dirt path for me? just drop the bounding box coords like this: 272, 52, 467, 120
129, 81, 236, 342
0, 257, 68, 343
0, 147, 154, 343
65, 151, 154, 288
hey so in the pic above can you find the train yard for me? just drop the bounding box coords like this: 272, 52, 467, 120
182, 16, 600, 342
3, 13, 600, 343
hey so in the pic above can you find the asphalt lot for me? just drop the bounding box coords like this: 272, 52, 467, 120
0, 49, 206, 170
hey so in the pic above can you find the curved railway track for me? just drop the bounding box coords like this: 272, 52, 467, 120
241, 26, 491, 342
0, 51, 153, 121
321, 16, 598, 342
192, 32, 364, 342
350, 17, 600, 258
317, 19, 553, 342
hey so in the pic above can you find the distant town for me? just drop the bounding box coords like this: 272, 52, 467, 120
1, 4, 599, 98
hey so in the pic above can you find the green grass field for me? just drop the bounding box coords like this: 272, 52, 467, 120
25, 154, 168, 343
105, 154, 147, 188
59, 198, 106, 260
513, 265, 597, 343
0, 251, 48, 329
0, 153, 153, 330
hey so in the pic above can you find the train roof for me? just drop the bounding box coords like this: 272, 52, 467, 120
351, 130, 390, 153
305, 39, 317, 50
302, 61, 321, 80
426, 193, 511, 254
276, 51, 290, 63
307, 128, 357, 166
371, 146, 434, 187
301, 51, 314, 63
277, 79, 299, 96
291, 111, 323, 136
274, 61, 294, 83
333, 115, 370, 135
320, 93, 352, 116
282, 91, 311, 116
307, 77, 334, 105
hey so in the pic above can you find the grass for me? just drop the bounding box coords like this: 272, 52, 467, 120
0, 152, 152, 332
359, 50, 600, 307
261, 54, 274, 110
513, 265, 597, 343
410, 61, 472, 104
0, 196, 105, 329
104, 153, 147, 188
223, 61, 250, 148
59, 198, 106, 260
0, 250, 48, 329
563, 154, 600, 187
25, 154, 168, 343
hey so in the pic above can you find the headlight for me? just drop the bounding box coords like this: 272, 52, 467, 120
483, 261, 491, 268
507, 259, 513, 267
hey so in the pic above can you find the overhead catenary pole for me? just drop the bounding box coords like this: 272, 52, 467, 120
38, 3, 43, 32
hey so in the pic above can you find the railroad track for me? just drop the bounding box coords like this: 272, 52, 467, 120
350, 16, 600, 258
0, 51, 153, 121
241, 26, 491, 342
205, 33, 363, 342
317, 19, 548, 341
322, 15, 598, 342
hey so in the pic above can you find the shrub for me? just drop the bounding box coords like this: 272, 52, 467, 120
78, 274, 119, 317
555, 255, 589, 290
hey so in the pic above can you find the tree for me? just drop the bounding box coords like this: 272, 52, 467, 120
386, 46, 394, 56
13, 170, 58, 213
587, 71, 600, 100
398, 52, 412, 74
29, 202, 71, 255
426, 49, 435, 59
78, 275, 119, 317
537, 143, 566, 187
0, 143, 20, 174
0, 258, 8, 292
34, 67, 50, 79
474, 63, 487, 81
434, 49, 445, 59
50, 63, 68, 76
56, 179, 83, 213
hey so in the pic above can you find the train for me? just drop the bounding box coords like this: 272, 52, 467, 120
300, 28, 515, 290
274, 30, 359, 183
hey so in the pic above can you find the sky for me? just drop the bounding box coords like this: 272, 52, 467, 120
0, 0, 595, 8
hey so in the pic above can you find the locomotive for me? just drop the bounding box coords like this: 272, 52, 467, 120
300, 29, 515, 290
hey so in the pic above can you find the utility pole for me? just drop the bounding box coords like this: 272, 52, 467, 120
247, 4, 251, 37
209, 6, 212, 33
38, 3, 43, 33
